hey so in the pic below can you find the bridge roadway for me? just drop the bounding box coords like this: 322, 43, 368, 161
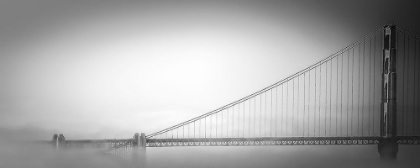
51, 136, 420, 149
145, 136, 420, 147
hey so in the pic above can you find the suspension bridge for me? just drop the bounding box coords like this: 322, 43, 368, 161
47, 24, 420, 165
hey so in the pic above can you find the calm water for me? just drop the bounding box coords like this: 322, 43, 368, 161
1, 141, 419, 168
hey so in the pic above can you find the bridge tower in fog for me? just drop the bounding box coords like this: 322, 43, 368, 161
49, 24, 420, 165
378, 24, 398, 159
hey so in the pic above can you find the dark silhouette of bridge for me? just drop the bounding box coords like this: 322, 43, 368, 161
48, 24, 420, 166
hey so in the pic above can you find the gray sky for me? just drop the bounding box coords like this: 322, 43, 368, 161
1, 0, 419, 139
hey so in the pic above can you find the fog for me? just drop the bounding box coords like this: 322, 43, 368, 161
1, 0, 420, 168
0, 127, 132, 168
1, 127, 419, 168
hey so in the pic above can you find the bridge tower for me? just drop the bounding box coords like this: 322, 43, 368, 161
378, 24, 398, 160
133, 133, 147, 167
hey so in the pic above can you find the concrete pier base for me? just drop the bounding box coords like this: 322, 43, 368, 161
377, 138, 398, 160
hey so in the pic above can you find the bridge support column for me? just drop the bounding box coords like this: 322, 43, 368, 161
378, 138, 398, 160
378, 24, 398, 161
52, 134, 66, 150
133, 133, 146, 168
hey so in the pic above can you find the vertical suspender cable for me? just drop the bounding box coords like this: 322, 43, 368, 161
303, 73, 306, 137
319, 64, 322, 136
341, 50, 344, 137
406, 34, 410, 135
281, 85, 284, 136
413, 38, 417, 135
402, 31, 406, 134
286, 83, 289, 136
358, 42, 361, 135
221, 110, 223, 138
264, 92, 267, 137
336, 54, 339, 136
275, 87, 278, 137
406, 35, 410, 134
357, 43, 361, 136
271, 89, 273, 137
372, 36, 376, 136
309, 71, 311, 137
209, 116, 211, 138
368, 38, 372, 136
260, 94, 262, 137
373, 34, 379, 135
227, 108, 229, 137
407, 31, 411, 135
232, 105, 234, 137
416, 37, 418, 135
254, 97, 256, 137
350, 47, 354, 137
244, 99, 246, 137
403, 31, 410, 135
249, 98, 252, 137
325, 62, 328, 136
329, 58, 333, 136
215, 111, 217, 138
238, 103, 240, 138
314, 67, 317, 136
200, 119, 202, 138
236, 104, 239, 138
362, 40, 366, 136
292, 79, 295, 136
297, 76, 300, 136
417, 38, 420, 135
238, 103, 241, 138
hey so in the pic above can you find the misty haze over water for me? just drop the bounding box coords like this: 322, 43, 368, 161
1, 127, 420, 168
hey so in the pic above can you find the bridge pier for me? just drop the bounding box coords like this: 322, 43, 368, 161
52, 134, 66, 150
133, 133, 147, 168
379, 24, 398, 161
378, 138, 398, 160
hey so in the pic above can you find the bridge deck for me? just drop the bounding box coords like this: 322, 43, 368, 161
146, 136, 420, 147
41, 136, 420, 149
